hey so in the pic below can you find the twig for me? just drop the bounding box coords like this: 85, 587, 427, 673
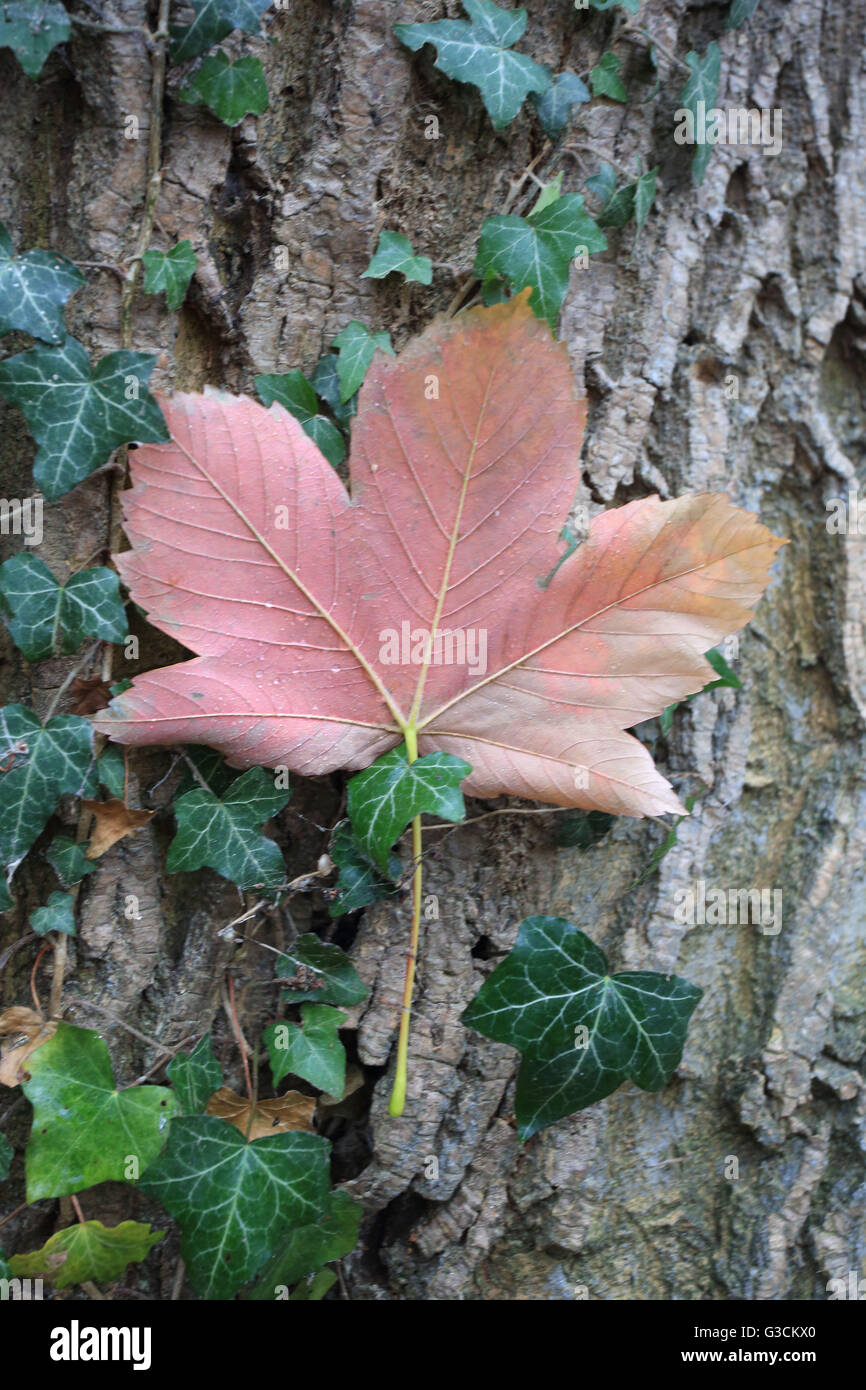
65, 997, 177, 1054
171, 1258, 185, 1301
43, 640, 102, 722
623, 28, 692, 75
30, 943, 52, 1015
225, 973, 254, 1099
71, 1194, 86, 1224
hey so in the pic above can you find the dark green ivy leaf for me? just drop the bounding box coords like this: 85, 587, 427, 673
46, 835, 95, 887
0, 0, 69, 79
726, 0, 759, 29
0, 221, 83, 342
166, 766, 289, 890
265, 1005, 347, 1096
680, 43, 721, 186
0, 555, 127, 661
255, 370, 346, 468
328, 818, 401, 917
169, 0, 270, 62
589, 52, 627, 102
138, 1116, 330, 1299
180, 52, 269, 127
531, 71, 589, 138
310, 353, 356, 426
247, 1188, 362, 1299
29, 889, 75, 936
0, 336, 168, 501
167, 1034, 223, 1114
463, 916, 702, 1138
141, 240, 198, 312
22, 1023, 177, 1198
395, 0, 552, 131
0, 1132, 12, 1180
331, 321, 394, 403
276, 933, 367, 1007
346, 745, 470, 872
475, 195, 606, 327
556, 809, 615, 850
587, 0, 640, 12
585, 163, 618, 208
0, 705, 95, 872
361, 230, 433, 286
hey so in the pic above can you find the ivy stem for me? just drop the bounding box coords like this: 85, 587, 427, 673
389, 725, 422, 1117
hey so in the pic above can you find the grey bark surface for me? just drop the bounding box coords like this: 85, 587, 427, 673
2, 0, 866, 1300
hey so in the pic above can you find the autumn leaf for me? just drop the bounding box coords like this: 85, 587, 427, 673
94, 295, 784, 819
205, 1086, 316, 1139
82, 797, 154, 859
0, 1006, 56, 1087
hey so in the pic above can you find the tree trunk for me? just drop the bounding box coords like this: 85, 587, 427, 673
2, 0, 866, 1301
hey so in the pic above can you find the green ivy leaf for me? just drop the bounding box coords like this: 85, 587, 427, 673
632, 166, 658, 233
727, 0, 759, 29
169, 0, 270, 61
141, 240, 198, 313
9, 1220, 163, 1290
556, 809, 615, 850
0, 705, 95, 872
361, 230, 433, 286
395, 0, 551, 131
0, 0, 69, 79
475, 195, 606, 327
167, 1034, 223, 1114
680, 43, 721, 186
463, 917, 702, 1138
276, 933, 367, 1007
703, 647, 742, 689
255, 370, 346, 468
29, 889, 75, 936
0, 336, 168, 501
180, 52, 269, 127
0, 1132, 12, 1180
627, 787, 703, 888
95, 744, 126, 799
589, 52, 627, 102
45, 835, 95, 887
347, 745, 470, 872
310, 354, 356, 426
247, 1188, 361, 1299
588, 0, 640, 12
597, 167, 658, 238
166, 765, 289, 890
0, 877, 11, 913
585, 163, 618, 208
0, 221, 83, 342
265, 1005, 347, 1095
0, 556, 127, 661
22, 1023, 178, 1199
531, 71, 589, 138
138, 1116, 330, 1299
328, 818, 401, 917
331, 321, 394, 403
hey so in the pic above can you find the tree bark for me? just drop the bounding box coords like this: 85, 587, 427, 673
2, 0, 866, 1300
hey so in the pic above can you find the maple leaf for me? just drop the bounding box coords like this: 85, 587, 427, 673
94, 294, 784, 819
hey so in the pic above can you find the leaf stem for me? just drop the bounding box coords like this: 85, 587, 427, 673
389, 725, 422, 1117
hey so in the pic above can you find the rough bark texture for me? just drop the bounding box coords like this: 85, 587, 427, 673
2, 0, 866, 1301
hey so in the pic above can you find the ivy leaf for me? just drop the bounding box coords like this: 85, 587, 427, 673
531, 71, 589, 138
331, 321, 394, 402
328, 819, 401, 917
255, 370, 346, 469
632, 166, 658, 233
177, 744, 237, 798
46, 835, 95, 887
29, 889, 75, 936
247, 1188, 361, 1299
589, 52, 627, 102
556, 809, 615, 850
395, 0, 551, 130
141, 240, 198, 313
585, 163, 618, 208
310, 353, 356, 426
0, 0, 69, 79
463, 916, 702, 1137
361, 230, 433, 286
0, 1131, 12, 1180
180, 52, 269, 127
169, 0, 270, 62
9, 1220, 163, 1290
475, 196, 607, 326
276, 933, 367, 1008
0, 556, 127, 661
680, 43, 721, 186
347, 746, 470, 872
0, 876, 11, 913
597, 167, 658, 237
703, 647, 742, 690
22, 1023, 178, 1198
588, 0, 640, 12
166, 766, 289, 890
0, 705, 95, 872
138, 1116, 330, 1299
0, 221, 83, 342
0, 336, 168, 501
265, 1005, 346, 1096
167, 1034, 223, 1114
727, 0, 759, 29
97, 744, 126, 798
